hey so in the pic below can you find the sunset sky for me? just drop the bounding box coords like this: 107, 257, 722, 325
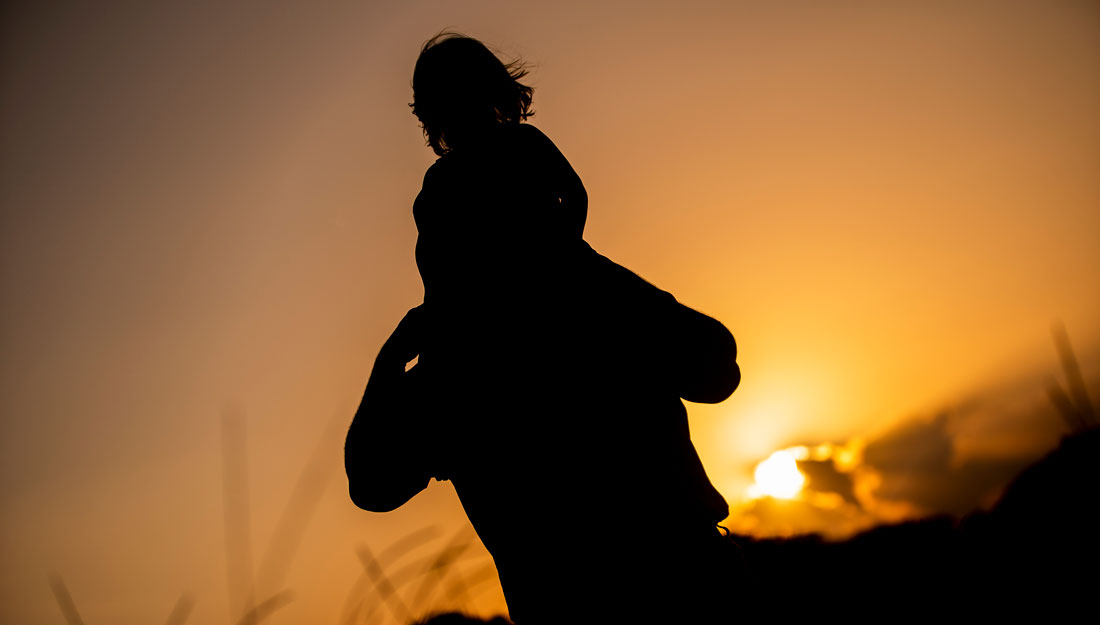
2, 1, 1098, 623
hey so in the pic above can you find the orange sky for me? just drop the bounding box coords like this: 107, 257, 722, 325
2, 1, 1098, 623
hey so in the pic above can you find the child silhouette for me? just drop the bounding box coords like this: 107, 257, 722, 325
346, 33, 742, 623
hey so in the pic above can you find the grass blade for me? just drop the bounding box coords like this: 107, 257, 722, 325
48, 575, 84, 625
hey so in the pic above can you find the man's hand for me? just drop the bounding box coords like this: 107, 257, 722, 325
376, 305, 426, 371
346, 304, 433, 512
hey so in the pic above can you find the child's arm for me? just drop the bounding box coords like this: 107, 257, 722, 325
345, 307, 432, 511
520, 124, 588, 238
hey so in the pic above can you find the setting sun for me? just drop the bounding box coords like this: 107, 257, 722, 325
749, 450, 806, 500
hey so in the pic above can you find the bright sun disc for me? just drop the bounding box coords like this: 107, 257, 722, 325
752, 450, 805, 499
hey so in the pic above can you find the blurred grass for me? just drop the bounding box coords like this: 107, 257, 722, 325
49, 404, 504, 625
49, 324, 1093, 623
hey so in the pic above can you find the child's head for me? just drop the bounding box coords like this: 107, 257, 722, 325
411, 32, 534, 156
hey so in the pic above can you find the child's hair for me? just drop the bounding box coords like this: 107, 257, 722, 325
411, 32, 534, 156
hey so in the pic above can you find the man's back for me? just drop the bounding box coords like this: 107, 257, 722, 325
348, 243, 740, 622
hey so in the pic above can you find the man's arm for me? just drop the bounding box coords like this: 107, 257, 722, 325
666, 302, 740, 404
584, 248, 740, 404
345, 307, 432, 512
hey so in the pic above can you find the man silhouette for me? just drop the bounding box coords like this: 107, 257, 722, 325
345, 33, 742, 624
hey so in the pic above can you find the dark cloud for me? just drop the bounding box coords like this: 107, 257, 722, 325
863, 413, 953, 474
796, 458, 858, 506
858, 381, 1085, 514
869, 456, 1035, 515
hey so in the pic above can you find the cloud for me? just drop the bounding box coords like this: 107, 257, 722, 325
862, 413, 952, 474
726, 494, 874, 540
796, 458, 858, 506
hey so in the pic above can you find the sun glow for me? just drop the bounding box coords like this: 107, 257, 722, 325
748, 450, 806, 500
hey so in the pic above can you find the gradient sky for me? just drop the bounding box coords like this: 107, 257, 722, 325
2, 1, 1098, 623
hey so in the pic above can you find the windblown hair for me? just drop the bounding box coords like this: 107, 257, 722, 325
411, 32, 534, 156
